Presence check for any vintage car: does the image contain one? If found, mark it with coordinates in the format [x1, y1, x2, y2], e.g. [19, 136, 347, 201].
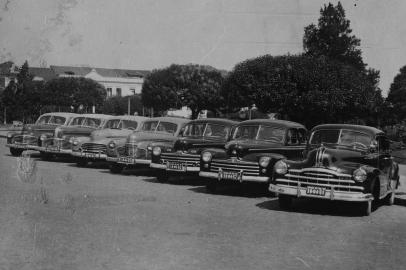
[71, 115, 148, 166]
[39, 114, 112, 160]
[268, 124, 400, 216]
[150, 118, 238, 182]
[5, 112, 77, 156]
[106, 117, 190, 174]
[199, 119, 307, 192]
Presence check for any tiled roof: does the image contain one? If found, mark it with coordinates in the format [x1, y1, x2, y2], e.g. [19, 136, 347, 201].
[50, 65, 150, 78]
[29, 67, 57, 81]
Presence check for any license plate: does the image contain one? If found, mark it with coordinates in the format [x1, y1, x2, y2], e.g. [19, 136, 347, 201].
[46, 146, 60, 152]
[84, 153, 97, 159]
[167, 161, 186, 172]
[306, 186, 326, 196]
[219, 170, 242, 181]
[118, 157, 136, 164]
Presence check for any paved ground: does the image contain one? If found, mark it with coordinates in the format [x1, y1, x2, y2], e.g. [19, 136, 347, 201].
[1, 141, 406, 270]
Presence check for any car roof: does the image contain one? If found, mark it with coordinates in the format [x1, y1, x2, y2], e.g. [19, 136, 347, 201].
[107, 115, 149, 121]
[311, 124, 384, 136]
[41, 112, 77, 117]
[187, 118, 238, 126]
[144, 116, 191, 125]
[73, 113, 113, 119]
[237, 119, 306, 129]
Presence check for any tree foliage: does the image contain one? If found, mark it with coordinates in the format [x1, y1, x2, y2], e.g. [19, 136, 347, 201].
[221, 54, 382, 128]
[43, 77, 107, 113]
[101, 95, 143, 116]
[387, 66, 406, 122]
[303, 2, 365, 70]
[141, 64, 224, 119]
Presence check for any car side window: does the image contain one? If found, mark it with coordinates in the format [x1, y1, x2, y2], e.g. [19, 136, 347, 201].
[286, 129, 299, 145]
[376, 136, 390, 153]
[298, 128, 307, 144]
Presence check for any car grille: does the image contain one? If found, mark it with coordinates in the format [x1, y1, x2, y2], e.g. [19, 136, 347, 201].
[124, 144, 147, 158]
[161, 152, 200, 167]
[210, 159, 259, 176]
[53, 138, 70, 149]
[81, 143, 107, 154]
[276, 168, 363, 192]
[13, 135, 37, 146]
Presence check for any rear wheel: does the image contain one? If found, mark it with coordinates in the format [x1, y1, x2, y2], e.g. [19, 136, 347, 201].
[110, 163, 124, 174]
[10, 147, 24, 157]
[206, 179, 218, 193]
[278, 194, 293, 210]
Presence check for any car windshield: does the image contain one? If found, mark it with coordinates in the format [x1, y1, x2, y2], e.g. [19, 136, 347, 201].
[36, 115, 51, 125]
[183, 123, 230, 138]
[141, 121, 178, 135]
[310, 129, 372, 149]
[69, 117, 86, 126]
[234, 124, 286, 142]
[82, 118, 102, 128]
[48, 116, 66, 125]
[122, 120, 138, 130]
[104, 119, 122, 129]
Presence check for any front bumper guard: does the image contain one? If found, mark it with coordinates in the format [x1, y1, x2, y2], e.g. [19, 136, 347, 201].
[199, 171, 269, 183]
[106, 156, 151, 165]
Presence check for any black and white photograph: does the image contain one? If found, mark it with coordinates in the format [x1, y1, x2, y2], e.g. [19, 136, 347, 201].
[1, 0, 406, 269]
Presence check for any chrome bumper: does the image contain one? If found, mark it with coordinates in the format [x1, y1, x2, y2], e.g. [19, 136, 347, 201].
[6, 143, 38, 150]
[269, 183, 373, 202]
[71, 151, 107, 160]
[37, 146, 72, 154]
[150, 162, 200, 172]
[106, 156, 151, 165]
[199, 171, 269, 183]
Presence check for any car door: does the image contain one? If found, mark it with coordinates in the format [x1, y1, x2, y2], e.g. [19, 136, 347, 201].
[376, 135, 393, 196]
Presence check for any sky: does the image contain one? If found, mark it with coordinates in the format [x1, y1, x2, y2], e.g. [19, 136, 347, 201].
[0, 0, 405, 96]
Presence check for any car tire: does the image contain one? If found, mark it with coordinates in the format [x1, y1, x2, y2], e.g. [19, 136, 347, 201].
[10, 147, 24, 157]
[40, 151, 53, 161]
[384, 191, 395, 206]
[206, 179, 218, 193]
[278, 194, 293, 210]
[156, 171, 169, 183]
[76, 158, 88, 167]
[362, 200, 372, 216]
[110, 163, 124, 174]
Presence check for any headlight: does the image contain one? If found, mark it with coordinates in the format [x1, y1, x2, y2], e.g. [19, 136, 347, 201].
[7, 132, 13, 138]
[202, 152, 212, 162]
[353, 168, 367, 182]
[152, 146, 161, 156]
[72, 140, 79, 146]
[69, 137, 75, 144]
[147, 146, 153, 151]
[108, 142, 116, 149]
[259, 156, 271, 167]
[274, 160, 288, 175]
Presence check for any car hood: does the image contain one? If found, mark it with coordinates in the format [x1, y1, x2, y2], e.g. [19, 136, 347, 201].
[174, 136, 227, 152]
[127, 131, 177, 144]
[91, 129, 133, 140]
[225, 139, 285, 157]
[59, 126, 97, 137]
[288, 146, 367, 174]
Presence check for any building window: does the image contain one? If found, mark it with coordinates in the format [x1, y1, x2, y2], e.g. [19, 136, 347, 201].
[130, 88, 136, 95]
[107, 88, 112, 97]
[116, 88, 122, 97]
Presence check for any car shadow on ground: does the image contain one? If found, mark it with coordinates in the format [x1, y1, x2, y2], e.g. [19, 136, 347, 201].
[142, 175, 207, 186]
[257, 197, 398, 217]
[189, 183, 274, 198]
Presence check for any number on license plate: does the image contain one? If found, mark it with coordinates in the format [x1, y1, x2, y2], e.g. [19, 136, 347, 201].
[306, 186, 326, 196]
[118, 157, 135, 164]
[85, 153, 96, 158]
[167, 162, 186, 171]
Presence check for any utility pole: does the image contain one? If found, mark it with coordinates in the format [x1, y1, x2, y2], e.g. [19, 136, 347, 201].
[3, 107, 6, 124]
[128, 96, 131, 115]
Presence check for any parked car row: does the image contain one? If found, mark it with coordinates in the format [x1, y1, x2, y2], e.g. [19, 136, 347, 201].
[5, 112, 400, 216]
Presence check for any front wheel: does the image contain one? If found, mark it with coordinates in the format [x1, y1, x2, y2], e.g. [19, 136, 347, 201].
[362, 200, 372, 216]
[384, 191, 395, 206]
[156, 171, 169, 183]
[206, 179, 218, 193]
[76, 158, 88, 167]
[278, 194, 293, 210]
[40, 151, 53, 161]
[110, 163, 124, 174]
[10, 147, 24, 157]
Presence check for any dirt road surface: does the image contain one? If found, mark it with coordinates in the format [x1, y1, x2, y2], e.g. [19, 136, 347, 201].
[1, 142, 406, 270]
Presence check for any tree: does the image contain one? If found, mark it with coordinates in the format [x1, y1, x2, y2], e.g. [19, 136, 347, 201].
[101, 95, 143, 115]
[221, 54, 382, 128]
[43, 77, 107, 113]
[303, 2, 365, 70]
[387, 66, 406, 122]
[142, 64, 224, 119]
